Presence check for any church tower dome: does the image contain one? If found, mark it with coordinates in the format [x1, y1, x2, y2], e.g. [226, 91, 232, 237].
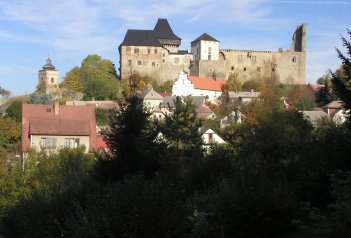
[38, 57, 59, 94]
[42, 57, 56, 70]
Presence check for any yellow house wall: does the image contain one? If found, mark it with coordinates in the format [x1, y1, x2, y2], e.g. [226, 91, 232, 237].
[31, 135, 90, 153]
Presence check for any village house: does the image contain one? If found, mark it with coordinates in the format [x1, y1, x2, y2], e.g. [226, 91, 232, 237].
[21, 101, 97, 156]
[138, 87, 164, 109]
[172, 71, 226, 102]
[199, 127, 226, 146]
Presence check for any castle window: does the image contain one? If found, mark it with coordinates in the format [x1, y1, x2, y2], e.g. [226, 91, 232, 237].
[154, 49, 157, 54]
[152, 62, 155, 67]
[51, 78, 54, 83]
[292, 56, 296, 63]
[208, 54, 211, 60]
[128, 60, 132, 66]
[134, 48, 139, 54]
[231, 66, 234, 70]
[126, 47, 131, 54]
[148, 49, 151, 54]
[243, 67, 247, 71]
[137, 60, 142, 65]
[257, 67, 261, 72]
[162, 59, 165, 63]
[163, 53, 165, 57]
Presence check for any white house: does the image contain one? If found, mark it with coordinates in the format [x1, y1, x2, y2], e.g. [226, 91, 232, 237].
[220, 109, 244, 129]
[172, 71, 226, 103]
[139, 87, 164, 109]
[198, 127, 226, 145]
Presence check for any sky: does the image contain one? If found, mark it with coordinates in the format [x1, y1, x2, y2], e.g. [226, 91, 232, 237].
[0, 0, 350, 96]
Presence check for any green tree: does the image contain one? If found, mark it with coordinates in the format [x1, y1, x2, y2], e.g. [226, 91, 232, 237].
[226, 73, 242, 92]
[152, 79, 173, 93]
[242, 79, 263, 91]
[331, 29, 351, 127]
[5, 100, 22, 123]
[28, 93, 53, 105]
[93, 95, 165, 182]
[0, 86, 11, 99]
[316, 72, 337, 106]
[0, 116, 21, 152]
[60, 55, 120, 100]
[160, 96, 203, 152]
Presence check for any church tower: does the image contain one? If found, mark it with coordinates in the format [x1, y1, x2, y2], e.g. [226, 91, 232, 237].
[38, 58, 59, 94]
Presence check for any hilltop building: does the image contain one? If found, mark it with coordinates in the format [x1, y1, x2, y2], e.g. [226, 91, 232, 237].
[119, 18, 306, 85]
[38, 58, 59, 94]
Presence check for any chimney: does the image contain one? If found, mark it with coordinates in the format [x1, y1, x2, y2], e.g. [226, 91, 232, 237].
[54, 100, 60, 115]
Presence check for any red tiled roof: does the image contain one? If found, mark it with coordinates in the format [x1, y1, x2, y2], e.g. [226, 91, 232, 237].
[196, 105, 213, 114]
[309, 83, 324, 92]
[29, 118, 90, 135]
[188, 76, 226, 91]
[22, 103, 97, 152]
[96, 136, 107, 149]
[159, 92, 172, 97]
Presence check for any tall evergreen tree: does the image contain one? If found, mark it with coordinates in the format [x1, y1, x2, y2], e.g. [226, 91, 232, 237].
[161, 96, 203, 153]
[93, 95, 165, 182]
[331, 29, 351, 127]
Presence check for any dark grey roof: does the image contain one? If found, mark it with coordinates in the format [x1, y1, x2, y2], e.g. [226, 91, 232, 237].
[192, 33, 219, 43]
[154, 18, 181, 40]
[161, 96, 205, 109]
[138, 87, 164, 100]
[42, 58, 56, 70]
[171, 50, 190, 55]
[120, 30, 162, 47]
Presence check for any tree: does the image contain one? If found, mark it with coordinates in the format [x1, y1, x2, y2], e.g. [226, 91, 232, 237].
[331, 29, 351, 127]
[0, 116, 21, 152]
[28, 93, 54, 105]
[0, 86, 11, 99]
[60, 55, 120, 100]
[60, 67, 84, 92]
[316, 72, 337, 106]
[160, 96, 203, 152]
[5, 100, 22, 123]
[121, 72, 153, 96]
[152, 79, 173, 93]
[93, 95, 165, 182]
[226, 73, 242, 92]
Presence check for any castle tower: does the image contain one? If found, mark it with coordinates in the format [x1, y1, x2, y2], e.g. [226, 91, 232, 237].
[154, 18, 181, 53]
[191, 33, 219, 61]
[38, 58, 59, 94]
[290, 23, 307, 53]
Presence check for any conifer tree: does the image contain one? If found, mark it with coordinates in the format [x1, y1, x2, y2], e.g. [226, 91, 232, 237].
[331, 29, 351, 127]
[93, 95, 164, 182]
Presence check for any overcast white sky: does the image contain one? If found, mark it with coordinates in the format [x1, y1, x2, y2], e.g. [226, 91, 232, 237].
[0, 0, 350, 95]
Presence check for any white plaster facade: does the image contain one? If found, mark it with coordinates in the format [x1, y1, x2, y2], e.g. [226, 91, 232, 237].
[200, 128, 226, 145]
[30, 135, 90, 153]
[172, 71, 195, 96]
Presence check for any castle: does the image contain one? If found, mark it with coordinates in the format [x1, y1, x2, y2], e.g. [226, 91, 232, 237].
[119, 18, 306, 84]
